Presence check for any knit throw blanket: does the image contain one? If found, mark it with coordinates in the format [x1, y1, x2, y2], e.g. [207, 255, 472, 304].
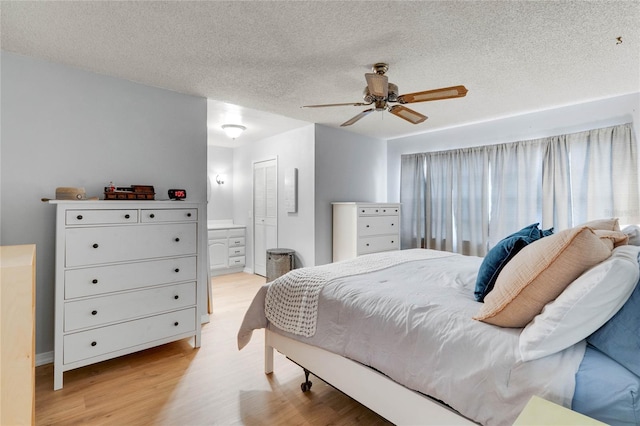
[265, 249, 454, 337]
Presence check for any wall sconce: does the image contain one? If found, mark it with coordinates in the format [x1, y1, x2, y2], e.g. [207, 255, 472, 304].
[215, 174, 226, 185]
[221, 124, 246, 140]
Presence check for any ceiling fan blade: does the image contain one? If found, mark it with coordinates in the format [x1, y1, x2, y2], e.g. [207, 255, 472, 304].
[365, 73, 388, 98]
[389, 105, 428, 124]
[341, 108, 375, 127]
[397, 85, 468, 104]
[302, 102, 369, 108]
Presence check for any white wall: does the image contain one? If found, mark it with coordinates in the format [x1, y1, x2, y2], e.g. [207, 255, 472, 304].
[232, 125, 316, 270]
[0, 52, 207, 357]
[207, 145, 234, 220]
[314, 125, 388, 265]
[387, 92, 640, 202]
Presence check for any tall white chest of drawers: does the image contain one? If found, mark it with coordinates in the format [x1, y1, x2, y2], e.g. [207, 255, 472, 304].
[50, 200, 206, 390]
[332, 202, 401, 262]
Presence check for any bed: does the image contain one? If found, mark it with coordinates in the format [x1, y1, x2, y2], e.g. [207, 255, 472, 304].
[238, 223, 640, 425]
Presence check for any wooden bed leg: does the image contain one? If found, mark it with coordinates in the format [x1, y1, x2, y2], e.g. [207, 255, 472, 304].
[265, 332, 274, 374]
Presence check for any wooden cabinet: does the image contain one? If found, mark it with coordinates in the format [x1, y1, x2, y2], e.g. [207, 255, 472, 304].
[50, 201, 205, 390]
[209, 226, 246, 276]
[332, 203, 401, 262]
[0, 244, 36, 425]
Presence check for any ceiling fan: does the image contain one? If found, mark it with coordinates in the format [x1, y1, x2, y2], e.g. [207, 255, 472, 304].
[303, 63, 468, 127]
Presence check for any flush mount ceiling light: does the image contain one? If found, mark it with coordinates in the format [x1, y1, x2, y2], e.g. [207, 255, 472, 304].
[221, 124, 246, 139]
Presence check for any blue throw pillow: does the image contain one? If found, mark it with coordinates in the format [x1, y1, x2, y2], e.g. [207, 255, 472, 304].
[511, 223, 541, 239]
[474, 223, 543, 302]
[587, 254, 640, 377]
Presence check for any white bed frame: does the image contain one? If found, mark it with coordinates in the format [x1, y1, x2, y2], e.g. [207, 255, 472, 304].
[264, 329, 475, 425]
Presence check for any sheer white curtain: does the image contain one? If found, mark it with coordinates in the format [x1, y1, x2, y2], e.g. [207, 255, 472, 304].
[488, 139, 546, 247]
[543, 123, 640, 229]
[400, 148, 489, 256]
[400, 123, 638, 256]
[400, 154, 427, 249]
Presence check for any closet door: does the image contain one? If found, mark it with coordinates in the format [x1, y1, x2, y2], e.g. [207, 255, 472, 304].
[253, 159, 277, 276]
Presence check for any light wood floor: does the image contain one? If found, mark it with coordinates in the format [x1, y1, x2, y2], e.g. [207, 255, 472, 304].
[35, 273, 392, 425]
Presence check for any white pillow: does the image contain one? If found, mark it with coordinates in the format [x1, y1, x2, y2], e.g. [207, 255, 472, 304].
[622, 225, 640, 246]
[519, 244, 640, 361]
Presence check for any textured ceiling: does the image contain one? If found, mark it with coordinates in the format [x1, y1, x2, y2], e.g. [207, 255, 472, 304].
[2, 1, 639, 146]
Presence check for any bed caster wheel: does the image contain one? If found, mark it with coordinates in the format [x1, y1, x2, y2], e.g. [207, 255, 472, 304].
[300, 368, 312, 392]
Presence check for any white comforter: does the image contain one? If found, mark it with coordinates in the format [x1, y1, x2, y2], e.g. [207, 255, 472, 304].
[238, 249, 586, 426]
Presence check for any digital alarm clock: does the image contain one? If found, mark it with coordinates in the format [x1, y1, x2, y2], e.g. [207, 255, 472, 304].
[168, 189, 187, 200]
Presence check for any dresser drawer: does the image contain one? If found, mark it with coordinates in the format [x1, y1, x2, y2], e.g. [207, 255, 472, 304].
[228, 246, 245, 257]
[65, 223, 196, 267]
[229, 228, 245, 238]
[140, 209, 197, 223]
[208, 229, 227, 239]
[357, 235, 400, 255]
[358, 207, 383, 216]
[228, 237, 245, 247]
[378, 206, 400, 215]
[66, 209, 138, 225]
[228, 256, 245, 267]
[358, 216, 399, 237]
[64, 282, 196, 332]
[63, 308, 196, 365]
[64, 256, 196, 299]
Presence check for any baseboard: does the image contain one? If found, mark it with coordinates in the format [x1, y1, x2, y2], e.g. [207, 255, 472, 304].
[36, 350, 54, 367]
[243, 266, 254, 274]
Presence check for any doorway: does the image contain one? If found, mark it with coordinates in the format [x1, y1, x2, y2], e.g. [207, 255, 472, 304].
[253, 158, 277, 276]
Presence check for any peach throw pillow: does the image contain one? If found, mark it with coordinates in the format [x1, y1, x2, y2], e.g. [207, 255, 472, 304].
[581, 218, 620, 231]
[474, 226, 613, 327]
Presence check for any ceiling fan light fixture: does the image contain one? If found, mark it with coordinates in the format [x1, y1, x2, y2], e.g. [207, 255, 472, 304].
[365, 73, 389, 98]
[221, 124, 246, 139]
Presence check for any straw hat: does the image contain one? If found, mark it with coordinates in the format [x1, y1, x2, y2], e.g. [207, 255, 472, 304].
[41, 187, 100, 202]
[55, 187, 88, 200]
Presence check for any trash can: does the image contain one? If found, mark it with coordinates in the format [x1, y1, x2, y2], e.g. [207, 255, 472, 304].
[266, 248, 295, 282]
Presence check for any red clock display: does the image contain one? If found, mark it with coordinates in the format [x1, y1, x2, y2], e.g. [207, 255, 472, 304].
[168, 189, 186, 200]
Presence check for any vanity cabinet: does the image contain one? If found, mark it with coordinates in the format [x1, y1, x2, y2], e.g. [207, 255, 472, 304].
[50, 200, 206, 390]
[332, 202, 401, 262]
[208, 226, 246, 276]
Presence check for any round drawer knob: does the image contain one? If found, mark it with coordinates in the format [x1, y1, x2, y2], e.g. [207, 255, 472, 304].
[149, 214, 155, 218]
[124, 214, 130, 219]
[366, 243, 370, 246]
[91, 310, 97, 315]
[92, 279, 98, 284]
[174, 295, 179, 300]
[92, 243, 99, 249]
[391, 240, 395, 243]
[77, 215, 83, 220]
[391, 223, 395, 226]
[174, 321, 179, 327]
[187, 213, 192, 217]
[91, 341, 97, 347]
[366, 225, 370, 228]
[174, 237, 180, 242]
[174, 268, 180, 273]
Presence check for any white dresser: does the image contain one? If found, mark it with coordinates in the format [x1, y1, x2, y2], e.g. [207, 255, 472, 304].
[208, 222, 246, 276]
[50, 200, 206, 390]
[332, 202, 401, 262]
